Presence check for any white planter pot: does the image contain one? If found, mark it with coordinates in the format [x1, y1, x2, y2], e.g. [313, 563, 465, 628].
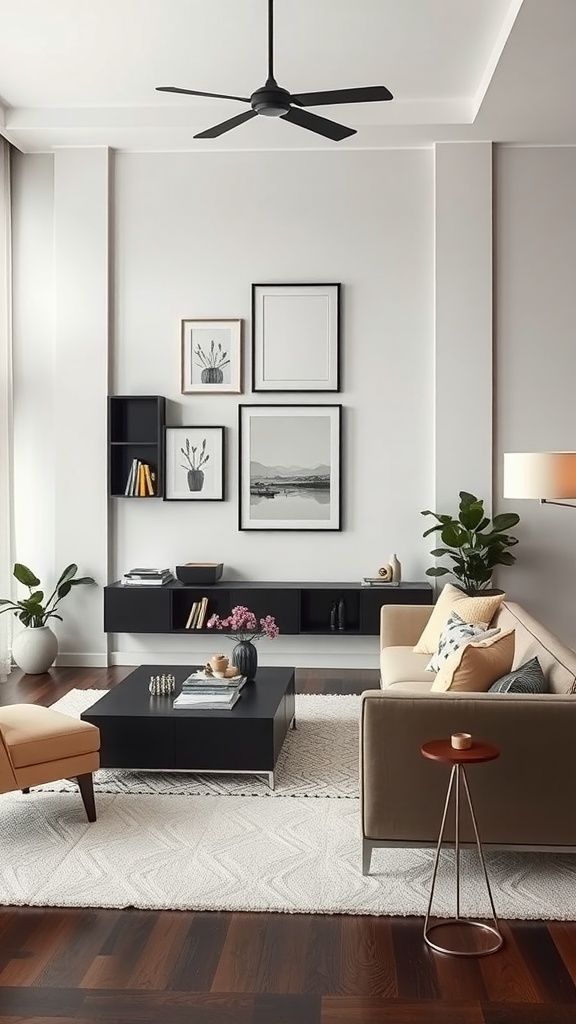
[12, 625, 59, 674]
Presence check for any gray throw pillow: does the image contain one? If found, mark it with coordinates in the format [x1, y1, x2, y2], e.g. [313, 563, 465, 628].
[489, 656, 548, 693]
[426, 611, 500, 673]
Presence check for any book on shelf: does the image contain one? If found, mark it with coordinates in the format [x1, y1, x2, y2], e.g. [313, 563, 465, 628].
[361, 578, 400, 587]
[121, 568, 175, 587]
[123, 460, 156, 497]
[184, 595, 209, 630]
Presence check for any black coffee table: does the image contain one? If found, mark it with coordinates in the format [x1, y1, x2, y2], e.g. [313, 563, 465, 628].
[81, 664, 296, 789]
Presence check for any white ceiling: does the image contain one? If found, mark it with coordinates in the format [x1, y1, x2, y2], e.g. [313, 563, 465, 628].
[0, 0, 574, 153]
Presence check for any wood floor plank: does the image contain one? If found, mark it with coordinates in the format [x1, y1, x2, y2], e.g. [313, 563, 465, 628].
[482, 1004, 576, 1024]
[510, 921, 576, 1003]
[252, 913, 315, 994]
[339, 916, 397, 997]
[253, 992, 322, 1024]
[210, 913, 269, 992]
[77, 908, 157, 989]
[167, 912, 231, 991]
[0, 911, 77, 986]
[431, 944, 488, 1002]
[390, 919, 439, 999]
[302, 914, 343, 995]
[35, 910, 121, 989]
[83, 988, 256, 1023]
[320, 996, 484, 1022]
[479, 922, 543, 1003]
[549, 923, 576, 986]
[125, 911, 192, 990]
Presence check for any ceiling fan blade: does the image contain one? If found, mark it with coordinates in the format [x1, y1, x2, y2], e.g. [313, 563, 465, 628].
[291, 85, 393, 106]
[156, 86, 251, 103]
[194, 109, 258, 139]
[282, 106, 355, 142]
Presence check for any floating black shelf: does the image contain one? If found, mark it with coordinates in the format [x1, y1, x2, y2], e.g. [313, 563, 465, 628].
[104, 581, 433, 637]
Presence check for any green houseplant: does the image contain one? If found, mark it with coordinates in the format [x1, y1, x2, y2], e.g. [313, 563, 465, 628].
[421, 491, 520, 595]
[0, 563, 96, 674]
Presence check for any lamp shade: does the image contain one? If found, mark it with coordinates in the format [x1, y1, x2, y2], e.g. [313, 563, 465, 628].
[503, 452, 576, 499]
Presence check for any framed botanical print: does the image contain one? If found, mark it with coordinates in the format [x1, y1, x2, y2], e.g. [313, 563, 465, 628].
[251, 283, 340, 392]
[164, 426, 225, 501]
[181, 318, 242, 394]
[239, 404, 342, 530]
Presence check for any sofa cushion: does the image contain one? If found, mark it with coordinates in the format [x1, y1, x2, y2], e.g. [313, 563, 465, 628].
[489, 656, 548, 694]
[425, 611, 500, 673]
[431, 629, 515, 693]
[0, 704, 100, 769]
[493, 602, 576, 694]
[380, 647, 434, 689]
[413, 583, 505, 655]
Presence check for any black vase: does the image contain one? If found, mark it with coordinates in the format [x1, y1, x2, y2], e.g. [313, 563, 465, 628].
[232, 640, 258, 679]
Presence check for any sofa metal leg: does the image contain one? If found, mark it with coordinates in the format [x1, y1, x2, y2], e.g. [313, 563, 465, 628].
[76, 773, 97, 822]
[362, 839, 372, 876]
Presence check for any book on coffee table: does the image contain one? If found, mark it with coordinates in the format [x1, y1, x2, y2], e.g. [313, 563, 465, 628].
[173, 689, 242, 710]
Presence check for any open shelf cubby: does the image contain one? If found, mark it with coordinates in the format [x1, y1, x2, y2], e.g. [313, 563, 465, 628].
[108, 395, 165, 497]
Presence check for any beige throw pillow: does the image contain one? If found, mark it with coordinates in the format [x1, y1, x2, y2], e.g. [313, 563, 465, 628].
[431, 629, 515, 693]
[413, 583, 505, 655]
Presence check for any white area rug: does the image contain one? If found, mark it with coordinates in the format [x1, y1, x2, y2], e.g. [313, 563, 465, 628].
[44, 689, 359, 798]
[1, 689, 574, 918]
[2, 788, 576, 918]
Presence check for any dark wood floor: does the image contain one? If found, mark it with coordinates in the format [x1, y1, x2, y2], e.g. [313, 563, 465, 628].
[0, 665, 575, 1023]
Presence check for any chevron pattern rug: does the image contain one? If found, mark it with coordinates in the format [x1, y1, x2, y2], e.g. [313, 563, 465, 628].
[44, 689, 359, 798]
[1, 689, 575, 917]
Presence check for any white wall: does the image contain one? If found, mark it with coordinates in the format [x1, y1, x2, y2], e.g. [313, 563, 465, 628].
[13, 143, 575, 664]
[495, 146, 576, 645]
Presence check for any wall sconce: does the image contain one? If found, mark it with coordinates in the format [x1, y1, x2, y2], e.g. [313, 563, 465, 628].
[503, 452, 576, 508]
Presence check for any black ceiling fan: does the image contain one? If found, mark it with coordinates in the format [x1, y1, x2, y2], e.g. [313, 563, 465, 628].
[156, 0, 393, 141]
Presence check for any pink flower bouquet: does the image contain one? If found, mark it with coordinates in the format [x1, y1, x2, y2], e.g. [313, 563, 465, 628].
[207, 604, 280, 643]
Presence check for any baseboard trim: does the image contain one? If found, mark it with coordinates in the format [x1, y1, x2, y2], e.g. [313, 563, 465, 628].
[109, 650, 379, 670]
[55, 654, 109, 667]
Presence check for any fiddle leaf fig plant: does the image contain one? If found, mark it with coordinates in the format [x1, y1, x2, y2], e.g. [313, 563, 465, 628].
[421, 491, 520, 595]
[0, 563, 96, 628]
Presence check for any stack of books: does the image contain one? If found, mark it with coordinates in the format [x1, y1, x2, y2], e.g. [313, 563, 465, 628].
[124, 459, 156, 496]
[185, 597, 210, 629]
[361, 577, 400, 587]
[121, 568, 175, 587]
[172, 670, 247, 710]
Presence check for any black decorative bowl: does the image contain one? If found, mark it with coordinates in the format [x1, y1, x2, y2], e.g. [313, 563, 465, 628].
[175, 562, 224, 585]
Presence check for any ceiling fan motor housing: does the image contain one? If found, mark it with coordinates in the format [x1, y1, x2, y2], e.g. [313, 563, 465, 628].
[250, 79, 291, 116]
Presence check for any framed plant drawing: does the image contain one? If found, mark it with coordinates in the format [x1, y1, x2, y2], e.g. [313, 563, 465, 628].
[181, 318, 242, 394]
[251, 283, 340, 392]
[239, 405, 342, 531]
[164, 426, 225, 501]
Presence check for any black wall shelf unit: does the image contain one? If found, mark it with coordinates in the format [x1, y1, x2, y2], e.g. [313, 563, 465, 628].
[104, 581, 433, 637]
[108, 395, 166, 498]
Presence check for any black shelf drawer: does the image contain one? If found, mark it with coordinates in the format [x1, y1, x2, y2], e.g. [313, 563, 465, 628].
[104, 585, 171, 633]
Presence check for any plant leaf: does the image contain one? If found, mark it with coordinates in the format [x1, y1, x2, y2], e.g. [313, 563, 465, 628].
[492, 512, 520, 531]
[425, 567, 450, 577]
[13, 563, 40, 587]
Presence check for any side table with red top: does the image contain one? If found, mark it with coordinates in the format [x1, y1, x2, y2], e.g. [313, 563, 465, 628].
[421, 737, 504, 957]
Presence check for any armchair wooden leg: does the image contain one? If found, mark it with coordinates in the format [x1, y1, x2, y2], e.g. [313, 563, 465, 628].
[21, 788, 30, 794]
[76, 773, 97, 822]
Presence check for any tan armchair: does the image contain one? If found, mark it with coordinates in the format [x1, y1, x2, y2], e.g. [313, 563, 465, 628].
[0, 704, 100, 821]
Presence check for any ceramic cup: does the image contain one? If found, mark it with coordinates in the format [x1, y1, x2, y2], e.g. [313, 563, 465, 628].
[451, 732, 472, 750]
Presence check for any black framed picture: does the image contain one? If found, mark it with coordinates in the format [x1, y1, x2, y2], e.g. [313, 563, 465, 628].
[239, 404, 342, 531]
[251, 283, 340, 392]
[164, 426, 225, 501]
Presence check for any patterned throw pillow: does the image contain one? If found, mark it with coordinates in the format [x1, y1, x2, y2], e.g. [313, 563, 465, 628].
[426, 611, 500, 673]
[489, 656, 548, 693]
[431, 630, 515, 692]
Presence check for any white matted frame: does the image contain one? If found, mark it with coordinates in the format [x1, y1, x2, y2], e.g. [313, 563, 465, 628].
[239, 404, 342, 531]
[251, 283, 340, 392]
[181, 318, 242, 394]
[164, 426, 225, 501]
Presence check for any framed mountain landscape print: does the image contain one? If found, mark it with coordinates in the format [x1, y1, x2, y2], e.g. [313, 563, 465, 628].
[239, 404, 342, 531]
[181, 318, 242, 394]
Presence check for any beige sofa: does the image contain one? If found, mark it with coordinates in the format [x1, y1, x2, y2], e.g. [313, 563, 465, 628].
[361, 600, 576, 874]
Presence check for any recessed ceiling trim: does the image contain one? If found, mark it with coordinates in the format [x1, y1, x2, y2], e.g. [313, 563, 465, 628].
[472, 0, 525, 119]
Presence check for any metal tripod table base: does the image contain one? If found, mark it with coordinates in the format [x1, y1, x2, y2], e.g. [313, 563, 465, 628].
[422, 749, 504, 958]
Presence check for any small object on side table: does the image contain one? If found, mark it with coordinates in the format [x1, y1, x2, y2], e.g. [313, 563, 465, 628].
[389, 553, 401, 582]
[421, 737, 503, 957]
[149, 673, 176, 696]
[451, 732, 472, 750]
